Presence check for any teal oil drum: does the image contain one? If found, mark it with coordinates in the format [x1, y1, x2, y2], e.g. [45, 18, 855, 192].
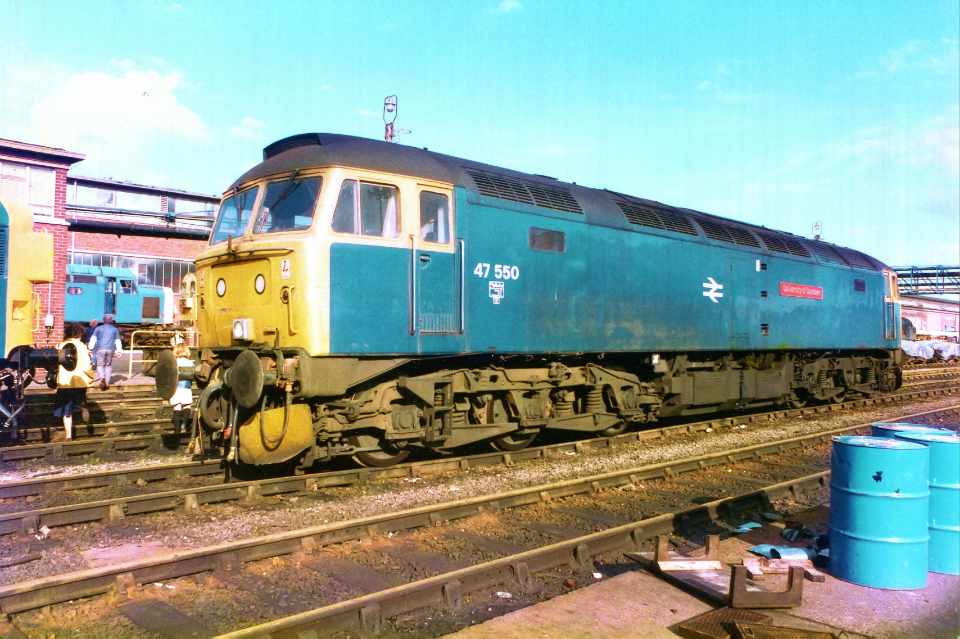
[894, 432, 960, 575]
[871, 422, 950, 439]
[829, 435, 930, 589]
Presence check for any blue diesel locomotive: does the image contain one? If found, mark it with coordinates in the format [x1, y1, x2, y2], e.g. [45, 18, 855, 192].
[64, 264, 173, 327]
[156, 133, 902, 469]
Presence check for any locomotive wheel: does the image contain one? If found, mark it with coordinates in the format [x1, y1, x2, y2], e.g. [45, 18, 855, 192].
[350, 435, 410, 467]
[491, 431, 538, 452]
[600, 421, 629, 437]
[829, 390, 847, 404]
[785, 392, 807, 409]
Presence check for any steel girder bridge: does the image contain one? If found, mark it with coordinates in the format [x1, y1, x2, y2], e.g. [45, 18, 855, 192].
[893, 266, 960, 295]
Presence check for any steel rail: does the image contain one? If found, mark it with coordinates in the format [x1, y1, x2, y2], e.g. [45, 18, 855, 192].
[1, 382, 956, 503]
[0, 385, 956, 520]
[218, 470, 831, 638]
[0, 401, 954, 615]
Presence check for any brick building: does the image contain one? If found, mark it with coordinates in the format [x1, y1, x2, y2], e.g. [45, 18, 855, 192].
[66, 175, 216, 295]
[0, 137, 218, 347]
[0, 138, 84, 346]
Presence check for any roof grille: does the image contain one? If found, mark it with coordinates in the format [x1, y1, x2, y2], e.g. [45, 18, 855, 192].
[465, 168, 581, 213]
[756, 231, 811, 257]
[836, 248, 877, 270]
[696, 218, 761, 248]
[808, 241, 847, 264]
[611, 195, 697, 236]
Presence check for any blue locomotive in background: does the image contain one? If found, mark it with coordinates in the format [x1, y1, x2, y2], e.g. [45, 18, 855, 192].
[156, 133, 903, 470]
[65, 264, 173, 327]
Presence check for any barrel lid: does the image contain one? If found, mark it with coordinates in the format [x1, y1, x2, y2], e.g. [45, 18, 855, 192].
[872, 422, 949, 433]
[833, 435, 927, 450]
[894, 432, 960, 445]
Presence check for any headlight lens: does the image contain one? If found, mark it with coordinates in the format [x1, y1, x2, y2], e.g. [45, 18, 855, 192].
[216, 278, 226, 297]
[254, 274, 266, 294]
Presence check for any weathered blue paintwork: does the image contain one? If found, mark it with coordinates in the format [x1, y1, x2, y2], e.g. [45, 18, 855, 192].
[894, 431, 960, 575]
[64, 264, 168, 325]
[330, 187, 900, 356]
[830, 435, 929, 590]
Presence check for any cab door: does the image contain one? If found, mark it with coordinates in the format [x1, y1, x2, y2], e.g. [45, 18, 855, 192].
[104, 277, 117, 316]
[414, 188, 461, 338]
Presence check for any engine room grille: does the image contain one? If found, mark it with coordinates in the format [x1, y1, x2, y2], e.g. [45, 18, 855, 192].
[465, 168, 582, 213]
[807, 240, 847, 264]
[836, 248, 878, 270]
[611, 196, 698, 236]
[756, 231, 811, 257]
[696, 218, 761, 248]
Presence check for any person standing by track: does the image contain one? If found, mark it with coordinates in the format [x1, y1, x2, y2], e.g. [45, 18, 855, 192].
[54, 324, 94, 440]
[89, 314, 123, 391]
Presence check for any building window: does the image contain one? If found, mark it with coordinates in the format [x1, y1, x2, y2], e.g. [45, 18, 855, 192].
[0, 161, 55, 216]
[73, 184, 116, 207]
[116, 191, 162, 212]
[68, 252, 195, 291]
[169, 197, 217, 217]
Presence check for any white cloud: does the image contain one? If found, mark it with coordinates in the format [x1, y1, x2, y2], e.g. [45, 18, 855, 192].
[857, 38, 960, 78]
[492, 0, 522, 14]
[0, 61, 208, 184]
[29, 68, 207, 150]
[230, 115, 266, 141]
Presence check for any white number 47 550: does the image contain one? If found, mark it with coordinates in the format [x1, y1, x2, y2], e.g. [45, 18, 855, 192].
[474, 262, 520, 280]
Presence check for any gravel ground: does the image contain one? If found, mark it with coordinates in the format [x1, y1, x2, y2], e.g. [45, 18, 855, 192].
[1, 395, 956, 587]
[11, 450, 824, 638]
[0, 450, 193, 484]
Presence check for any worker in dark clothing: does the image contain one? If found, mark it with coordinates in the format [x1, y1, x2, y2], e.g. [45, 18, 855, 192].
[89, 314, 123, 390]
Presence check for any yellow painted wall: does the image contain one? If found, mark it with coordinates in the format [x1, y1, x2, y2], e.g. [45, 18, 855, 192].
[3, 199, 54, 351]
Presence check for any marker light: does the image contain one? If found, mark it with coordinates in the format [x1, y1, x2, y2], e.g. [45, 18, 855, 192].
[232, 318, 254, 341]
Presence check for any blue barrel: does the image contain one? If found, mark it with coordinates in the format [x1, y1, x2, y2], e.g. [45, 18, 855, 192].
[894, 432, 960, 575]
[830, 435, 929, 589]
[871, 422, 950, 439]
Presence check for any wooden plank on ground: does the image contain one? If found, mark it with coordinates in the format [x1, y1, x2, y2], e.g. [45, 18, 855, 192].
[119, 599, 211, 638]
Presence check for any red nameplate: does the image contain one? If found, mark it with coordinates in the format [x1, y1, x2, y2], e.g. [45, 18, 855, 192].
[779, 281, 823, 300]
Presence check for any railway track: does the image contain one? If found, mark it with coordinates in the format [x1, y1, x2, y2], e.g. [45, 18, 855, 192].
[5, 400, 952, 635]
[2, 373, 957, 464]
[1, 384, 957, 510]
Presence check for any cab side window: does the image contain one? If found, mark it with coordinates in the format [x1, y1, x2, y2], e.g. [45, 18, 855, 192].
[419, 191, 450, 244]
[332, 179, 400, 238]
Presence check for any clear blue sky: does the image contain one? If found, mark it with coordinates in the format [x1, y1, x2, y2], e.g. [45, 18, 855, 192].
[1, 0, 957, 266]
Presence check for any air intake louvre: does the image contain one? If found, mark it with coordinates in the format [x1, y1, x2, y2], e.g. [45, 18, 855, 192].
[808, 241, 847, 264]
[612, 195, 697, 236]
[465, 168, 582, 213]
[756, 231, 811, 257]
[836, 248, 877, 270]
[696, 218, 761, 248]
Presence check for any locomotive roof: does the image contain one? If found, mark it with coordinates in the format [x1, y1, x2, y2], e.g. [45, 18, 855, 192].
[231, 133, 887, 272]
